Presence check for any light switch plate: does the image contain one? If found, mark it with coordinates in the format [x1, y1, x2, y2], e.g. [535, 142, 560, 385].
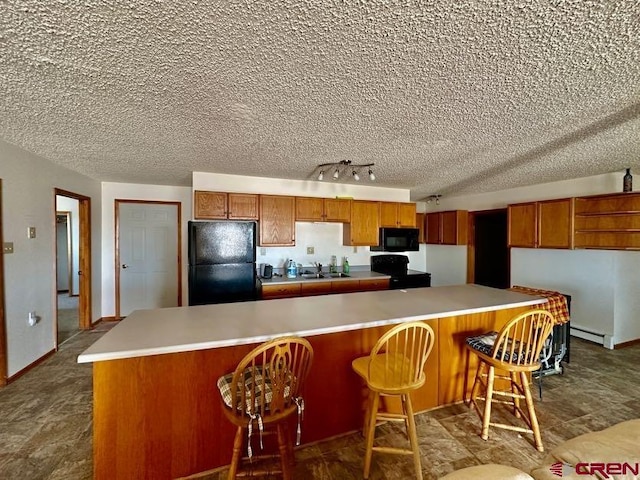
[306, 246, 314, 254]
[260, 247, 266, 256]
[3, 242, 13, 254]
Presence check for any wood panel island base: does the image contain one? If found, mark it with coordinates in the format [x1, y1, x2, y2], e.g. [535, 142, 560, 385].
[79, 285, 545, 479]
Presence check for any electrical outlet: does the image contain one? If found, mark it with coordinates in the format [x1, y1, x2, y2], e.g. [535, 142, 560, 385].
[353, 246, 358, 254]
[3, 242, 13, 254]
[306, 246, 314, 254]
[27, 227, 36, 239]
[260, 248, 266, 256]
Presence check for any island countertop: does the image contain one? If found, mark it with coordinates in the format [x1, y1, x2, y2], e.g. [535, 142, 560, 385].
[78, 284, 545, 364]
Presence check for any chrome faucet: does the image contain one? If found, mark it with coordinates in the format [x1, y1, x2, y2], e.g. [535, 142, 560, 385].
[315, 262, 322, 273]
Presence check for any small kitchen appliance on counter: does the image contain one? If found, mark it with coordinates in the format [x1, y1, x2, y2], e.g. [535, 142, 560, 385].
[370, 254, 431, 289]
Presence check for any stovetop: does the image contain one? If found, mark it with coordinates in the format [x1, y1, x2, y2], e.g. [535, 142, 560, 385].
[370, 254, 430, 279]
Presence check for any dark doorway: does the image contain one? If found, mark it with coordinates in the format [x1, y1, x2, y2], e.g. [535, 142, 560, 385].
[472, 209, 510, 289]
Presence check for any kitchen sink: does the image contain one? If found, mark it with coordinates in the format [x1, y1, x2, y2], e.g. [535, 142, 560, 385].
[299, 272, 351, 279]
[300, 273, 326, 279]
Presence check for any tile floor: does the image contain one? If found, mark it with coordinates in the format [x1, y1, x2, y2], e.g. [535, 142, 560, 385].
[1, 325, 639, 480]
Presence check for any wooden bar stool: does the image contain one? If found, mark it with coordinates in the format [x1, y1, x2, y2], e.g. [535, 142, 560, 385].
[352, 321, 435, 480]
[465, 309, 555, 452]
[217, 336, 313, 480]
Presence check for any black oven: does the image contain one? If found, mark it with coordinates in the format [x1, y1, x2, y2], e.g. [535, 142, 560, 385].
[370, 228, 419, 252]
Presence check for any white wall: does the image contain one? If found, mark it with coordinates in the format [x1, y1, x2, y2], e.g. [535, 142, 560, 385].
[193, 172, 410, 202]
[0, 139, 102, 377]
[101, 182, 192, 318]
[56, 196, 80, 295]
[613, 252, 640, 345]
[193, 172, 427, 272]
[425, 245, 467, 286]
[425, 171, 639, 346]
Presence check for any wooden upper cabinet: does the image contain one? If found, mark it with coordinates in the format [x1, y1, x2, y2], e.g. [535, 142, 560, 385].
[295, 197, 352, 222]
[508, 202, 537, 248]
[416, 213, 426, 243]
[441, 210, 468, 245]
[227, 193, 259, 220]
[296, 197, 324, 221]
[380, 202, 417, 227]
[343, 201, 380, 246]
[259, 195, 295, 246]
[574, 192, 640, 250]
[323, 198, 351, 222]
[424, 211, 468, 245]
[194, 191, 258, 220]
[194, 191, 227, 219]
[538, 198, 574, 249]
[425, 212, 441, 244]
[397, 203, 417, 227]
[508, 199, 573, 249]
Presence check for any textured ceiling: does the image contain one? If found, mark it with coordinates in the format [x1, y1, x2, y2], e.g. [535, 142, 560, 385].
[1, 1, 639, 200]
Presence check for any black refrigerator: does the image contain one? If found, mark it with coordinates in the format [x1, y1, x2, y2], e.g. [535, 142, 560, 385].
[188, 221, 258, 305]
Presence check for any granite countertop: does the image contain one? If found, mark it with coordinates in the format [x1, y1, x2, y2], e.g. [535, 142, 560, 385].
[77, 284, 545, 364]
[259, 269, 391, 285]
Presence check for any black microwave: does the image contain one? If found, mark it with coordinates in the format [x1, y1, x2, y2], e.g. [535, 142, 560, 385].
[370, 227, 420, 252]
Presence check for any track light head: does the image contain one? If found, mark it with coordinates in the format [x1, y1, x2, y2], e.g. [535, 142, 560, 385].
[317, 170, 324, 181]
[352, 170, 360, 181]
[333, 168, 340, 179]
[368, 169, 375, 181]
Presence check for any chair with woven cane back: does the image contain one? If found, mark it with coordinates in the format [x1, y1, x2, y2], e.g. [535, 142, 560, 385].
[217, 336, 314, 480]
[352, 321, 436, 480]
[465, 309, 555, 452]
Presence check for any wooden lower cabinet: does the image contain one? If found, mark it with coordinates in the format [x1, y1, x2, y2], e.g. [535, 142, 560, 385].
[331, 279, 361, 293]
[261, 283, 301, 299]
[300, 281, 333, 296]
[262, 278, 390, 299]
[358, 278, 390, 291]
[92, 305, 529, 479]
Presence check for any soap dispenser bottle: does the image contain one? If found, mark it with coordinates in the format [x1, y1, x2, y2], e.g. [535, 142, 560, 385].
[342, 256, 350, 275]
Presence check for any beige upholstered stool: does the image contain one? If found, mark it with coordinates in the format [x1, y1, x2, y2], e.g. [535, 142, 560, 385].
[217, 336, 313, 480]
[465, 309, 555, 452]
[439, 464, 533, 480]
[352, 321, 436, 480]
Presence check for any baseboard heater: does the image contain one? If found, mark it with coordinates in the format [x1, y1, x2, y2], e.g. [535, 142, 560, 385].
[570, 325, 607, 346]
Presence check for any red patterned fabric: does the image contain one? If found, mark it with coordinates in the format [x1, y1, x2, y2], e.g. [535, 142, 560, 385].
[509, 285, 570, 325]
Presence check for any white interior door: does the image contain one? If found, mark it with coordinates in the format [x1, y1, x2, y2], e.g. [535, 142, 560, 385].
[119, 203, 179, 316]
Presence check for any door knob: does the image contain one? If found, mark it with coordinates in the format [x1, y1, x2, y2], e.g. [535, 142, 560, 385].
[122, 264, 129, 269]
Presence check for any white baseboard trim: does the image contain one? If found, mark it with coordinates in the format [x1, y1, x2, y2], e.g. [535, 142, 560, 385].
[570, 326, 614, 349]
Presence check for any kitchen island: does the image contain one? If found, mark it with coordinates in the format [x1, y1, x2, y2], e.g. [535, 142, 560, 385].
[79, 285, 545, 479]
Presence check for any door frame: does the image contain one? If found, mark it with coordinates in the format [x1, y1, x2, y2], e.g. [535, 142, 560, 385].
[0, 179, 7, 386]
[466, 208, 510, 286]
[56, 211, 73, 294]
[54, 189, 92, 336]
[115, 200, 182, 320]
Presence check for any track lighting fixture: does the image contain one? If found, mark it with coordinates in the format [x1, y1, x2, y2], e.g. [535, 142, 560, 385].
[425, 194, 442, 205]
[315, 160, 376, 183]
